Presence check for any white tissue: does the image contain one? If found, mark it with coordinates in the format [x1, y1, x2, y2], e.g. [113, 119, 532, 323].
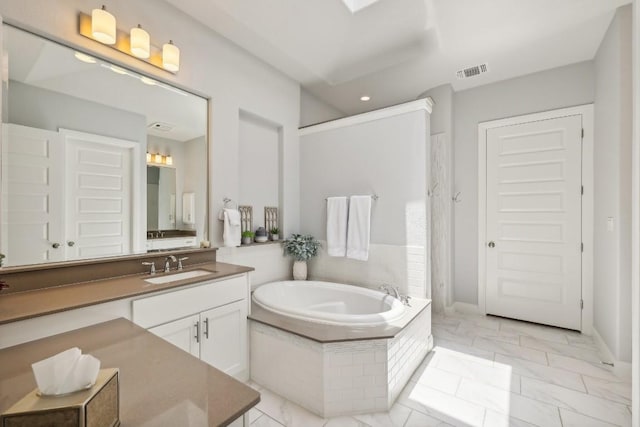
[31, 347, 101, 396]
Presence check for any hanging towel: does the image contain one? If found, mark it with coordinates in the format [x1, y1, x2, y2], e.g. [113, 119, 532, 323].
[347, 195, 371, 261]
[326, 197, 348, 257]
[223, 208, 241, 247]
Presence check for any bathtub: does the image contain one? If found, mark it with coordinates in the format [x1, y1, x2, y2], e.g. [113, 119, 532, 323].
[252, 280, 406, 326]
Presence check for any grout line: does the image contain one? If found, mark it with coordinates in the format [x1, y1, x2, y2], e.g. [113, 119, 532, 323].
[558, 406, 565, 427]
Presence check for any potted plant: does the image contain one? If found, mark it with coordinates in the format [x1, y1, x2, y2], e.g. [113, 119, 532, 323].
[241, 230, 254, 245]
[270, 227, 280, 241]
[283, 234, 320, 280]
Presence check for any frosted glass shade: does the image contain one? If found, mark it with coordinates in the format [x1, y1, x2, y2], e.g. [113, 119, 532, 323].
[91, 6, 116, 45]
[130, 25, 150, 59]
[165, 155, 173, 166]
[154, 154, 163, 164]
[162, 41, 180, 72]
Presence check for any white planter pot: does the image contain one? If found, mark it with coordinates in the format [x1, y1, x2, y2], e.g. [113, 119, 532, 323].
[271, 234, 279, 241]
[242, 237, 252, 245]
[293, 260, 307, 280]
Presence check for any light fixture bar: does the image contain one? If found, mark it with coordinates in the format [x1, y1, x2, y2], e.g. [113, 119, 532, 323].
[79, 12, 178, 74]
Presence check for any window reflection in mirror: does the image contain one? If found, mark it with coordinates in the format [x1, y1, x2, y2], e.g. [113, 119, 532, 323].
[1, 24, 208, 267]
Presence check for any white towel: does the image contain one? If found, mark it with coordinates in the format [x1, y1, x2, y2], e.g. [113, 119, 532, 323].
[223, 208, 241, 247]
[326, 197, 348, 257]
[347, 195, 371, 261]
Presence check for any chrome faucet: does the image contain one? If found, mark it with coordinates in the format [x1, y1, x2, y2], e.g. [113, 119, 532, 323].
[379, 284, 411, 306]
[164, 255, 177, 272]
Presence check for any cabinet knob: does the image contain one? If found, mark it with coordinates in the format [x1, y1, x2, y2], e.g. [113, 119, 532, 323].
[51, 242, 60, 249]
[67, 241, 75, 247]
[488, 241, 496, 248]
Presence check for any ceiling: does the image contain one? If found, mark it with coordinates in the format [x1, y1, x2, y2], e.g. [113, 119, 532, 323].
[165, 0, 630, 115]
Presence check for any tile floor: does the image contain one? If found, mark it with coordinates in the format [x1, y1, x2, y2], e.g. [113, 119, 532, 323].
[245, 312, 632, 427]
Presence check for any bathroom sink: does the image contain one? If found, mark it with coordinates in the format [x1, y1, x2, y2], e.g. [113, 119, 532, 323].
[144, 269, 213, 285]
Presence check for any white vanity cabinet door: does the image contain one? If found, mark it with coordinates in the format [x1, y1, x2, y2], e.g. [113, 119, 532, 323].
[148, 315, 200, 358]
[199, 300, 248, 377]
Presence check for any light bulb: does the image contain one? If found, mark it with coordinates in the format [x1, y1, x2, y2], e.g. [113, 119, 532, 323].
[130, 24, 150, 59]
[91, 5, 116, 45]
[162, 40, 180, 72]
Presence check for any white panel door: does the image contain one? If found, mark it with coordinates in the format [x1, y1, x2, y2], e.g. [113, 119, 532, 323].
[485, 115, 582, 330]
[148, 315, 200, 358]
[64, 133, 133, 260]
[200, 300, 247, 377]
[2, 124, 64, 265]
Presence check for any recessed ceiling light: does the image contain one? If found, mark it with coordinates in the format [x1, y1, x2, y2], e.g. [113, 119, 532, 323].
[74, 52, 96, 64]
[360, 96, 371, 101]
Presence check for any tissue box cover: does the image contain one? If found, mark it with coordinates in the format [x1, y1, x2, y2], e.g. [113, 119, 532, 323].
[1, 368, 119, 427]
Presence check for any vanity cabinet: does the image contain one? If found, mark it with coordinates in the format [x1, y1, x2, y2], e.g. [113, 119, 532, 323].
[133, 274, 249, 378]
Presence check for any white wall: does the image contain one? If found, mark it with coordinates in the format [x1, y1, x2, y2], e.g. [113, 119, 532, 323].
[453, 61, 595, 304]
[300, 88, 345, 127]
[593, 5, 632, 362]
[300, 108, 430, 297]
[0, 0, 300, 279]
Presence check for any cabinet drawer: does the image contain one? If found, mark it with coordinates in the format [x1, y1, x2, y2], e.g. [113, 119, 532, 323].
[133, 275, 247, 329]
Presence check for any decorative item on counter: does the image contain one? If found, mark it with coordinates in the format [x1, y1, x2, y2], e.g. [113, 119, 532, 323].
[238, 205, 253, 234]
[254, 227, 268, 243]
[0, 253, 4, 267]
[200, 240, 211, 248]
[0, 280, 8, 293]
[1, 368, 120, 427]
[264, 206, 278, 234]
[283, 234, 321, 280]
[270, 227, 280, 241]
[32, 348, 101, 396]
[241, 230, 254, 245]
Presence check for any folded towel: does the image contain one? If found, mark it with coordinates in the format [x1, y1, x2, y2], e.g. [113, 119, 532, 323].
[223, 208, 241, 247]
[326, 197, 348, 257]
[347, 195, 371, 261]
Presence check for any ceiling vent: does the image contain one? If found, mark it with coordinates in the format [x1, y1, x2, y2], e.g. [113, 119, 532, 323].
[148, 122, 174, 132]
[456, 63, 489, 80]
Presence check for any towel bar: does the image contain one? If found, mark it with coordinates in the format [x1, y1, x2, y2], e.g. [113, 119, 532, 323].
[325, 194, 379, 201]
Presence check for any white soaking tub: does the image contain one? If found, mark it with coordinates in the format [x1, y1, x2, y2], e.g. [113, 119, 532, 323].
[252, 280, 406, 326]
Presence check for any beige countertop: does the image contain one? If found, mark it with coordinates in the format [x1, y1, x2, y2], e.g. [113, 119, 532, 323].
[249, 297, 431, 343]
[0, 262, 253, 325]
[0, 318, 260, 426]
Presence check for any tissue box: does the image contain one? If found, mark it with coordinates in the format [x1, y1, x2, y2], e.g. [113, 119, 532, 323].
[1, 368, 119, 427]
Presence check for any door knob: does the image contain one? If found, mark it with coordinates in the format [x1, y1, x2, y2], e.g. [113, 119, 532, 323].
[67, 241, 75, 247]
[488, 241, 496, 248]
[51, 242, 60, 249]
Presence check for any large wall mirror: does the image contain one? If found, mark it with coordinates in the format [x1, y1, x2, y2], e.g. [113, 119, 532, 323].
[1, 24, 208, 267]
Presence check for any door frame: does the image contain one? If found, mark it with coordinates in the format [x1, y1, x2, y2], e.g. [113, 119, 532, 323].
[477, 104, 594, 334]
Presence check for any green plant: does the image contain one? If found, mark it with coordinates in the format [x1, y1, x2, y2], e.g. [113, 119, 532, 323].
[283, 234, 320, 261]
[270, 227, 280, 235]
[241, 230, 255, 238]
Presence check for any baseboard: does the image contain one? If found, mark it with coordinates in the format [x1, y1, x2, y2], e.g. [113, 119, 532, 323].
[592, 327, 633, 378]
[445, 302, 483, 315]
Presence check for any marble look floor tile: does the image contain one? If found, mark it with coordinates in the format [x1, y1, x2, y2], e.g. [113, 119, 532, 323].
[323, 416, 369, 426]
[249, 408, 265, 423]
[520, 377, 631, 426]
[473, 337, 548, 365]
[456, 378, 561, 427]
[411, 365, 462, 394]
[546, 353, 624, 382]
[499, 321, 570, 345]
[352, 404, 412, 427]
[565, 333, 599, 350]
[398, 381, 486, 427]
[452, 313, 502, 331]
[494, 353, 586, 392]
[432, 338, 496, 364]
[455, 322, 521, 345]
[519, 336, 602, 363]
[251, 414, 285, 427]
[483, 409, 538, 427]
[559, 408, 619, 427]
[434, 351, 517, 392]
[582, 375, 632, 405]
[432, 325, 475, 346]
[404, 409, 454, 427]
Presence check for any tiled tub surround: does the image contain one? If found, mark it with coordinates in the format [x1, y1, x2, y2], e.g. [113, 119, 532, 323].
[309, 242, 427, 298]
[250, 302, 432, 418]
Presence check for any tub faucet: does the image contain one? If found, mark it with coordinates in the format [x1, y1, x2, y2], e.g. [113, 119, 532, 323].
[379, 284, 400, 299]
[164, 255, 177, 272]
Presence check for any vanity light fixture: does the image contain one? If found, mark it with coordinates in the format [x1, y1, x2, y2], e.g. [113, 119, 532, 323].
[162, 40, 180, 73]
[130, 25, 150, 59]
[360, 95, 371, 101]
[79, 9, 180, 74]
[91, 5, 116, 45]
[147, 152, 174, 166]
